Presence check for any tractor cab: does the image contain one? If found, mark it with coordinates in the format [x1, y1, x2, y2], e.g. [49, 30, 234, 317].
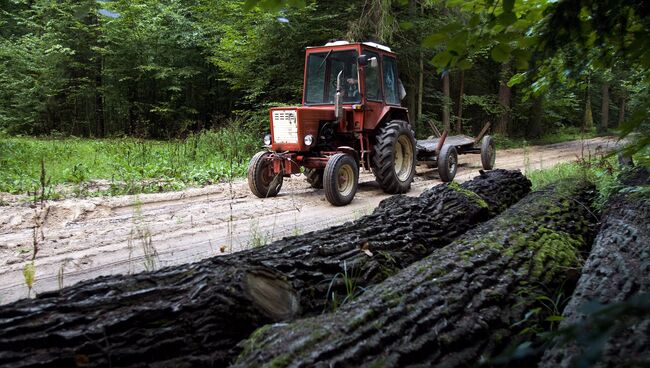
[249, 41, 416, 206]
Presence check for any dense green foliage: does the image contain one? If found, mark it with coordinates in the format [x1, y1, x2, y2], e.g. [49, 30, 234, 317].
[0, 125, 257, 197]
[2, 0, 645, 141]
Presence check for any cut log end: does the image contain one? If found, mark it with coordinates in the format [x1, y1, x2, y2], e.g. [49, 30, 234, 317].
[246, 269, 300, 321]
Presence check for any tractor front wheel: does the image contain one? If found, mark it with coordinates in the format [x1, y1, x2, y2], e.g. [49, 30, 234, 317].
[248, 151, 283, 198]
[437, 144, 458, 182]
[304, 168, 324, 189]
[324, 154, 358, 206]
[371, 120, 417, 194]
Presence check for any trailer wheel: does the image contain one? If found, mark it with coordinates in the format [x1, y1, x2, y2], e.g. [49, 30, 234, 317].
[480, 135, 496, 170]
[324, 154, 358, 206]
[248, 151, 283, 198]
[372, 120, 417, 194]
[437, 144, 458, 182]
[304, 168, 324, 189]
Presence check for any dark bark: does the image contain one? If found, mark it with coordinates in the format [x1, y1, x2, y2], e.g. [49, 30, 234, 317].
[0, 170, 530, 368]
[495, 62, 511, 135]
[618, 95, 626, 127]
[456, 70, 464, 134]
[540, 167, 650, 368]
[442, 72, 451, 131]
[600, 82, 609, 133]
[234, 181, 598, 368]
[0, 262, 299, 368]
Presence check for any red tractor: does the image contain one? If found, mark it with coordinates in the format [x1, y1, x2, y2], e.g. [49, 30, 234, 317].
[247, 41, 491, 205]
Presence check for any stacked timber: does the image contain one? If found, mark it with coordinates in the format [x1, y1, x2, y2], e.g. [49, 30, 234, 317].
[540, 167, 650, 367]
[234, 180, 598, 367]
[0, 170, 530, 367]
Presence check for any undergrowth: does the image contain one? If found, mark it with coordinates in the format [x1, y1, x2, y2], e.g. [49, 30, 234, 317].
[0, 122, 259, 198]
[493, 126, 604, 149]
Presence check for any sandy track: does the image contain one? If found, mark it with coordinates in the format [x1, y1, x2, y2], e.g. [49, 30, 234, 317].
[0, 137, 618, 304]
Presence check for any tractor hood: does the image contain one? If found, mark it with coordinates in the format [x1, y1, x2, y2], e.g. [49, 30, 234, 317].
[269, 106, 336, 152]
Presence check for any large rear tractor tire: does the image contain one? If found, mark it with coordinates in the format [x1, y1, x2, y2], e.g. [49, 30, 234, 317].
[248, 151, 283, 198]
[480, 135, 496, 170]
[324, 154, 358, 206]
[437, 144, 458, 182]
[371, 120, 417, 194]
[304, 168, 324, 189]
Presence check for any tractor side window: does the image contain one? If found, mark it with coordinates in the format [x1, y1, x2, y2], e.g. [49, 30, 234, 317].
[364, 51, 381, 101]
[383, 56, 400, 105]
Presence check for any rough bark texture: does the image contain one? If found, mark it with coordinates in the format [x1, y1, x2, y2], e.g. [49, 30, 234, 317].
[600, 82, 609, 133]
[234, 181, 597, 368]
[0, 261, 299, 368]
[495, 62, 511, 135]
[540, 167, 650, 368]
[442, 72, 451, 131]
[0, 170, 529, 368]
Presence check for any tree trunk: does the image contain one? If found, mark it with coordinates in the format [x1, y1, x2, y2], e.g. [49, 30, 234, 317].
[540, 167, 650, 368]
[0, 171, 530, 368]
[584, 76, 593, 131]
[456, 70, 464, 134]
[495, 62, 511, 135]
[600, 82, 609, 133]
[0, 262, 299, 368]
[235, 182, 598, 368]
[618, 94, 626, 127]
[417, 51, 424, 123]
[442, 72, 450, 131]
[528, 94, 544, 138]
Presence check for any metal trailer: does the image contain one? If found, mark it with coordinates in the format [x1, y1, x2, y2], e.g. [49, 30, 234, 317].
[416, 122, 496, 182]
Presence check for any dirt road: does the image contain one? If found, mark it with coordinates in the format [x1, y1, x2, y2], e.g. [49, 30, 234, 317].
[0, 137, 618, 304]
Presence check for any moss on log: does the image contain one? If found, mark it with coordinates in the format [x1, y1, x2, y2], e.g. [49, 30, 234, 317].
[540, 167, 650, 368]
[0, 170, 530, 368]
[233, 181, 597, 368]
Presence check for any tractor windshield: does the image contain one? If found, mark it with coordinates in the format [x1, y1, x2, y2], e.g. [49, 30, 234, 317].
[304, 50, 360, 105]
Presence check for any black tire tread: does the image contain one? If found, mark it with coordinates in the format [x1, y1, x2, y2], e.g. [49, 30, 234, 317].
[371, 120, 417, 194]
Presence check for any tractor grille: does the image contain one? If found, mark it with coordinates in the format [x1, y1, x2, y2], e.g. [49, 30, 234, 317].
[272, 110, 298, 144]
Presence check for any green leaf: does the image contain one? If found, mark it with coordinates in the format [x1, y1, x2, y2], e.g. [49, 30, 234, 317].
[448, 31, 468, 53]
[431, 51, 453, 69]
[422, 33, 448, 48]
[458, 59, 473, 70]
[491, 43, 512, 63]
[400, 21, 414, 31]
[507, 72, 527, 87]
[498, 11, 517, 26]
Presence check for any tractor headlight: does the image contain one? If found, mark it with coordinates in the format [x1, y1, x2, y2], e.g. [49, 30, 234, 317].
[263, 134, 272, 146]
[304, 134, 314, 146]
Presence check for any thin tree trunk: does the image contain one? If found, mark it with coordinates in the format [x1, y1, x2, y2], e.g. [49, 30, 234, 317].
[529, 94, 543, 138]
[600, 82, 609, 133]
[583, 75, 593, 131]
[417, 51, 423, 122]
[495, 63, 511, 135]
[442, 72, 450, 131]
[456, 70, 464, 133]
[234, 182, 598, 367]
[618, 95, 626, 127]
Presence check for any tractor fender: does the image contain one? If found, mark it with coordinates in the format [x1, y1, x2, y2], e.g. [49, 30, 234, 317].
[335, 146, 360, 167]
[377, 106, 410, 128]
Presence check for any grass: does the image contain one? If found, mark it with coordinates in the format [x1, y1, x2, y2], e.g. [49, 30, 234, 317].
[494, 126, 604, 150]
[0, 122, 260, 198]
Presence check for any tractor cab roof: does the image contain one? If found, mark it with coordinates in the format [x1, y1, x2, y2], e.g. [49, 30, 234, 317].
[306, 41, 395, 56]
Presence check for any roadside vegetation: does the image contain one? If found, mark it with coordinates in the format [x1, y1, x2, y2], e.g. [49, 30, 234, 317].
[0, 123, 259, 198]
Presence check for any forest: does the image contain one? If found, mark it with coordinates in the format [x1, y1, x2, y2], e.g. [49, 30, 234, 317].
[0, 0, 647, 142]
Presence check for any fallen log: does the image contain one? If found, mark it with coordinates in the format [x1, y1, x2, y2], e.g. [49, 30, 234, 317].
[0, 170, 530, 367]
[234, 180, 598, 368]
[540, 167, 650, 368]
[0, 261, 299, 367]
